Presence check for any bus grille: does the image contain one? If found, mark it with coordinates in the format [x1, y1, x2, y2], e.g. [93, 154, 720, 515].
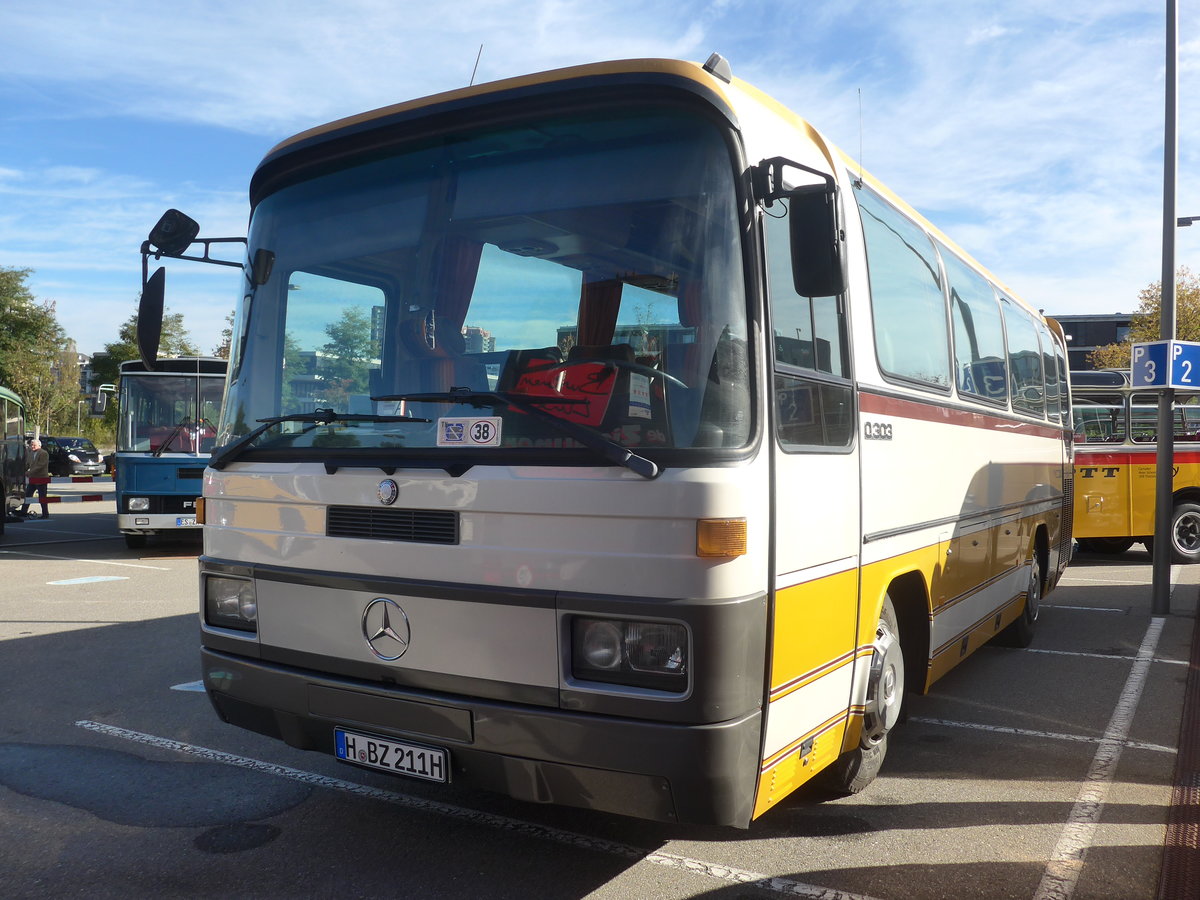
[326, 506, 459, 545]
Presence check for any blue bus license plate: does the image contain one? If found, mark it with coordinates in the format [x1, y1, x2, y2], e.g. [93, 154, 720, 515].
[176, 516, 197, 526]
[334, 728, 448, 783]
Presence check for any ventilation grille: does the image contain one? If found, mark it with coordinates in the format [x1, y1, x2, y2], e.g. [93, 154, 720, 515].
[1059, 476, 1074, 561]
[327, 506, 459, 545]
[177, 467, 206, 480]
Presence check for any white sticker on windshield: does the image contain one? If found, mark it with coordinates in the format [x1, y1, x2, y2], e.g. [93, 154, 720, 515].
[437, 417, 503, 447]
[628, 374, 652, 419]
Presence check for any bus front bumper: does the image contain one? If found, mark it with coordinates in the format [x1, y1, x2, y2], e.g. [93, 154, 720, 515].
[118, 512, 200, 532]
[201, 647, 763, 828]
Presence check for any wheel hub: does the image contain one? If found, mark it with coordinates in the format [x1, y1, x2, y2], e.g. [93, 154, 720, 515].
[862, 618, 904, 746]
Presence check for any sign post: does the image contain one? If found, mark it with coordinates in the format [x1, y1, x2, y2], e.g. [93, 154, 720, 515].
[1131, 340, 1200, 615]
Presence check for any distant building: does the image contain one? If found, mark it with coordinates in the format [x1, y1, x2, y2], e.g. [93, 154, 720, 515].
[1049, 312, 1132, 370]
[463, 326, 495, 353]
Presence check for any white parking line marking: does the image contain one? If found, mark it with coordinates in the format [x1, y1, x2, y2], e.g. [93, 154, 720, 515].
[170, 681, 206, 692]
[1033, 616, 1165, 900]
[75, 719, 882, 900]
[910, 716, 1175, 755]
[48, 576, 129, 585]
[1040, 605, 1125, 613]
[0, 550, 169, 570]
[1020, 647, 1187, 666]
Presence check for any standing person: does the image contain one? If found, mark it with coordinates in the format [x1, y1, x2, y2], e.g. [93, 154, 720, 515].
[21, 438, 51, 519]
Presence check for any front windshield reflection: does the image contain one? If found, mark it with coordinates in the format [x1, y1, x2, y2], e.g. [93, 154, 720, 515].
[221, 106, 752, 462]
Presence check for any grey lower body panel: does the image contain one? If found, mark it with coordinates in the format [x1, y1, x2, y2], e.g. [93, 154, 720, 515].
[202, 647, 762, 827]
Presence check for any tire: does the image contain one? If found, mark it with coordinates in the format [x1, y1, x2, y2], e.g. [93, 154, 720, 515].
[1169, 502, 1200, 564]
[998, 552, 1041, 648]
[124, 533, 148, 550]
[818, 596, 904, 794]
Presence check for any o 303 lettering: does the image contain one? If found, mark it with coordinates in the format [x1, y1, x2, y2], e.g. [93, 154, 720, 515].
[863, 421, 894, 440]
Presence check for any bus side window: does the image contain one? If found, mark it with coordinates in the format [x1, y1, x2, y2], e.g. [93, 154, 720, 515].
[856, 185, 951, 390]
[1001, 298, 1045, 418]
[764, 197, 853, 449]
[942, 247, 1008, 406]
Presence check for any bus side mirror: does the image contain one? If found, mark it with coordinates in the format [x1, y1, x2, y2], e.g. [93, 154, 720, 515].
[787, 183, 847, 298]
[138, 267, 165, 370]
[148, 208, 200, 257]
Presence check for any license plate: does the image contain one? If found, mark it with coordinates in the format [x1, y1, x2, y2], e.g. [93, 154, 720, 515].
[176, 516, 197, 526]
[334, 728, 449, 783]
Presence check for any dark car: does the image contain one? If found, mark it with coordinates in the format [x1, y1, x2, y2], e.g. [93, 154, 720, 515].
[40, 436, 105, 477]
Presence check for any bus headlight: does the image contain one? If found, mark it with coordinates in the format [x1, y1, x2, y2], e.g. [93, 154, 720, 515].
[205, 576, 257, 632]
[128, 497, 150, 511]
[571, 617, 687, 692]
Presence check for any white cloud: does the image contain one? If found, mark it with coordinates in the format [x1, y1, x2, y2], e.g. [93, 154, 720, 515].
[0, 0, 1197, 353]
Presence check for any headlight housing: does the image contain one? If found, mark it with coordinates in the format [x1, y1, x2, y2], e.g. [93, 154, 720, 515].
[571, 616, 687, 692]
[205, 575, 258, 632]
[128, 497, 150, 511]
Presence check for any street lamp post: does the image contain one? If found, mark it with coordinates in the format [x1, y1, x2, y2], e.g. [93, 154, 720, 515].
[1153, 0, 1179, 616]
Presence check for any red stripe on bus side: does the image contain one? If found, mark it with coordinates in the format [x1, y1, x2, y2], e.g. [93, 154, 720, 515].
[859, 390, 1066, 440]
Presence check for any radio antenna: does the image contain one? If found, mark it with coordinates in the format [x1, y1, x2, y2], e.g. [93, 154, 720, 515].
[470, 44, 483, 86]
[855, 88, 864, 188]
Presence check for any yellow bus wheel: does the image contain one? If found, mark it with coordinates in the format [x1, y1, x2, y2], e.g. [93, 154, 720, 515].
[1170, 502, 1200, 564]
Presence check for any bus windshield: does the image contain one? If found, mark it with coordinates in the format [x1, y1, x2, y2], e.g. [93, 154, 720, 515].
[220, 105, 751, 465]
[118, 373, 224, 454]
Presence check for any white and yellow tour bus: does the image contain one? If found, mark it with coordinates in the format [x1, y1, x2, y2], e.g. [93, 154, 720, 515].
[139, 55, 1073, 827]
[1072, 369, 1200, 562]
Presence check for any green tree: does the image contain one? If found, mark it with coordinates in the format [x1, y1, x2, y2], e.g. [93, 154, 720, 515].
[319, 306, 373, 406]
[0, 267, 78, 434]
[1089, 268, 1200, 368]
[214, 310, 235, 359]
[89, 305, 200, 390]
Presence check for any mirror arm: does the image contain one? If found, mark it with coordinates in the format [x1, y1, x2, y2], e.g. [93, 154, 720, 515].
[141, 237, 246, 270]
[753, 156, 836, 208]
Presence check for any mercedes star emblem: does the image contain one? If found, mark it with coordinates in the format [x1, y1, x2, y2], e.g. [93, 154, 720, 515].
[377, 479, 399, 505]
[362, 598, 411, 660]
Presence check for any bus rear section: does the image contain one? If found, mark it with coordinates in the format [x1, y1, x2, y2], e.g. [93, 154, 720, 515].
[1072, 369, 1200, 561]
[115, 358, 225, 549]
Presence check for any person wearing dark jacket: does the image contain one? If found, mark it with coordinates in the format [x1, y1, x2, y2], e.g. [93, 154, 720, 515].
[20, 438, 51, 519]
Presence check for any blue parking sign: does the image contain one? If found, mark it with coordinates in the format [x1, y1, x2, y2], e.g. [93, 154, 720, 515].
[1131, 340, 1200, 389]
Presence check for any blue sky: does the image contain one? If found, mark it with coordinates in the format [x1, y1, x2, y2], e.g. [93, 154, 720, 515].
[2, 0, 1197, 357]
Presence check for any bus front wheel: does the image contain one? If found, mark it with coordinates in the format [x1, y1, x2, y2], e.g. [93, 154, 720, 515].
[819, 596, 904, 794]
[124, 533, 148, 550]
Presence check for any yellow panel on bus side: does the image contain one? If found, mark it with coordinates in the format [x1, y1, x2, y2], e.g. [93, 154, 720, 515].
[1074, 452, 1136, 539]
[753, 567, 858, 819]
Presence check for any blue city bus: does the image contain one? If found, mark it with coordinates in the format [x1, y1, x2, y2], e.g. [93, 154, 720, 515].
[115, 357, 226, 548]
[0, 385, 27, 537]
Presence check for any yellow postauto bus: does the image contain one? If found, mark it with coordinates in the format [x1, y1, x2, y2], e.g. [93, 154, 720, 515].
[139, 55, 1073, 826]
[1072, 368, 1200, 562]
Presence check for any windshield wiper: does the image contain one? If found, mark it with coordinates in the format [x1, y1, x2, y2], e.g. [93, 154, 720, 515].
[152, 417, 214, 457]
[208, 408, 430, 470]
[371, 388, 660, 479]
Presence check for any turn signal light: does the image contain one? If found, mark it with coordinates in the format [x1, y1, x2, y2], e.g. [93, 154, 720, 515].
[696, 518, 747, 557]
[195, 497, 206, 524]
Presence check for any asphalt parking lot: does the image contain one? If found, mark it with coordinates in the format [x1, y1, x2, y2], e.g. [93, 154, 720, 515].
[0, 492, 1197, 899]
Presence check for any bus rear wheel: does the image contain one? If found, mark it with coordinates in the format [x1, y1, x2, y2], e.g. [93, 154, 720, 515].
[818, 596, 904, 794]
[998, 552, 1041, 648]
[1170, 502, 1200, 564]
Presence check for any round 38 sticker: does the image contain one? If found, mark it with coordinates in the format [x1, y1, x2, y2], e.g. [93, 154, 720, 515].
[437, 417, 503, 447]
